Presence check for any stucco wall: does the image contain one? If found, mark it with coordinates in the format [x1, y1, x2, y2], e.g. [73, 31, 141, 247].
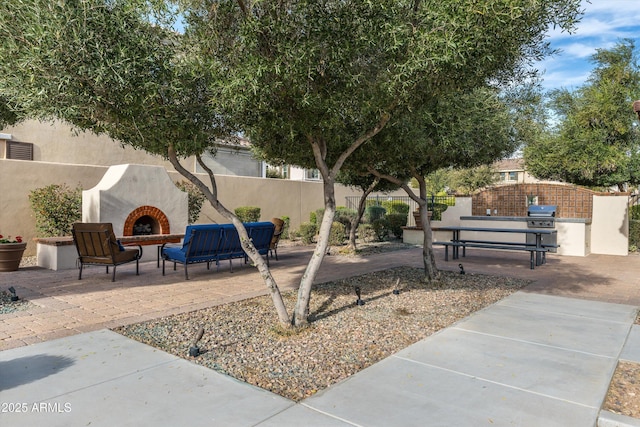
[3, 120, 175, 167]
[1, 159, 403, 256]
[2, 119, 263, 176]
[591, 195, 628, 256]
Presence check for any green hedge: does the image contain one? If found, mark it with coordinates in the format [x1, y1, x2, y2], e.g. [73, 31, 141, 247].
[381, 201, 410, 216]
[299, 222, 317, 244]
[29, 184, 82, 237]
[630, 219, 640, 252]
[329, 221, 346, 246]
[235, 206, 261, 222]
[365, 205, 386, 223]
[428, 202, 449, 221]
[386, 213, 408, 238]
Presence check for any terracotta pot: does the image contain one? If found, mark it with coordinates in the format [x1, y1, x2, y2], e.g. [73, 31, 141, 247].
[412, 210, 433, 229]
[0, 242, 27, 272]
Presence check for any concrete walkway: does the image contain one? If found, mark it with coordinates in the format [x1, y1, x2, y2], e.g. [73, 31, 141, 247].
[1, 246, 640, 426]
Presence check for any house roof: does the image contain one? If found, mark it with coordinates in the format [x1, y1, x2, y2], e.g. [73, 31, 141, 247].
[493, 158, 524, 172]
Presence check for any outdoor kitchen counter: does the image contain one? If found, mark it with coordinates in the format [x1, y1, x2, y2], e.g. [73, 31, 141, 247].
[459, 216, 591, 224]
[450, 216, 592, 257]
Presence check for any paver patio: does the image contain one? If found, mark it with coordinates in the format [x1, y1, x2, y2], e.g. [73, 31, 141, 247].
[2, 244, 640, 350]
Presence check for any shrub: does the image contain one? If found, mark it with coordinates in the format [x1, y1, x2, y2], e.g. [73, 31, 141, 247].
[314, 208, 325, 225]
[281, 216, 290, 240]
[365, 205, 386, 223]
[428, 202, 449, 221]
[371, 218, 389, 241]
[235, 206, 261, 222]
[329, 221, 346, 246]
[630, 220, 640, 252]
[335, 206, 357, 233]
[357, 223, 376, 243]
[29, 184, 82, 237]
[364, 199, 381, 208]
[386, 213, 408, 238]
[631, 205, 640, 220]
[381, 201, 410, 216]
[299, 222, 317, 244]
[175, 180, 206, 224]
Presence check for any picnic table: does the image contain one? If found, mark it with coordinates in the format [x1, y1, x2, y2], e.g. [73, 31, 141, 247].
[433, 226, 558, 269]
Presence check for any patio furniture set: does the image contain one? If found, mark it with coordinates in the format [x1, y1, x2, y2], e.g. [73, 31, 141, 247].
[71, 219, 284, 282]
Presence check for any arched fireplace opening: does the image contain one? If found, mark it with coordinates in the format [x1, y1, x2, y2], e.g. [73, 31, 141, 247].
[124, 205, 171, 236]
[133, 215, 159, 235]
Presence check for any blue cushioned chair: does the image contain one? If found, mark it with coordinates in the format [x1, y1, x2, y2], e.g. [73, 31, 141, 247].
[246, 222, 276, 265]
[161, 224, 223, 279]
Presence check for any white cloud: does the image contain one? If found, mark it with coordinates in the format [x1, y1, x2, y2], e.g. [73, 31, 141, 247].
[540, 68, 592, 92]
[538, 0, 640, 91]
[558, 42, 598, 59]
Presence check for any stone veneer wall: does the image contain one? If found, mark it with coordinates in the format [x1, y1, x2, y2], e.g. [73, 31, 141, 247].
[471, 183, 616, 218]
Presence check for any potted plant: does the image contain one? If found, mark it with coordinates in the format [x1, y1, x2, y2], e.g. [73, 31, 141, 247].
[412, 207, 433, 230]
[0, 234, 27, 272]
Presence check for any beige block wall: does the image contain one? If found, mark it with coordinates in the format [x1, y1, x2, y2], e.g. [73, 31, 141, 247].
[1, 160, 108, 256]
[3, 120, 178, 168]
[1, 159, 404, 256]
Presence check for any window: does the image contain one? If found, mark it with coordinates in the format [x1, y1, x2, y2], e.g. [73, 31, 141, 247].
[5, 141, 34, 160]
[500, 171, 518, 182]
[266, 165, 290, 179]
[305, 168, 320, 180]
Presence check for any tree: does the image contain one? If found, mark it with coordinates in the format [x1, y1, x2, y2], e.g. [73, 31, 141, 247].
[192, 0, 582, 322]
[0, 0, 291, 325]
[451, 165, 500, 195]
[524, 40, 640, 191]
[367, 86, 522, 279]
[1, 0, 582, 327]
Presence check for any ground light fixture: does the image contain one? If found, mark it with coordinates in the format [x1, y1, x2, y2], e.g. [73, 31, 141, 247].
[8, 286, 19, 301]
[392, 278, 401, 295]
[189, 327, 205, 357]
[354, 286, 365, 306]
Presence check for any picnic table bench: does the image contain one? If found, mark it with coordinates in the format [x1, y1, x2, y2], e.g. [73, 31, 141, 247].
[433, 226, 558, 269]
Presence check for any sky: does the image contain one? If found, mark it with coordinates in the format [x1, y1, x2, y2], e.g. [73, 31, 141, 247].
[537, 0, 640, 92]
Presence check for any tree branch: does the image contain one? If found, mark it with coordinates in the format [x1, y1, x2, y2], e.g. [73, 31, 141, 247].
[330, 110, 393, 180]
[236, 0, 248, 16]
[368, 166, 425, 207]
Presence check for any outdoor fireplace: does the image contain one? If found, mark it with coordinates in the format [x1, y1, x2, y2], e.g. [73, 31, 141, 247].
[82, 164, 188, 237]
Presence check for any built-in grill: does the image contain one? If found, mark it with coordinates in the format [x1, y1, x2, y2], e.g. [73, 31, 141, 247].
[526, 205, 557, 253]
[527, 205, 556, 228]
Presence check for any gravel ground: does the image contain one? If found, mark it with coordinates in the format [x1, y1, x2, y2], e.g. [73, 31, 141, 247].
[0, 290, 36, 314]
[602, 311, 640, 419]
[115, 266, 528, 401]
[604, 360, 640, 419]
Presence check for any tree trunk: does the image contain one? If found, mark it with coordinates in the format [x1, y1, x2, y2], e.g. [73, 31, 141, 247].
[168, 145, 291, 326]
[368, 167, 439, 281]
[419, 203, 439, 281]
[347, 178, 379, 251]
[293, 179, 336, 326]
